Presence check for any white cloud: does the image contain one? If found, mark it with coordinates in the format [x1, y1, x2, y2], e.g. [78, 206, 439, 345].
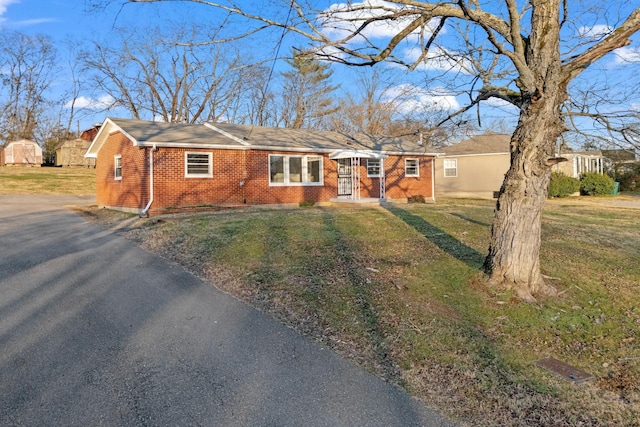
[401, 45, 473, 74]
[577, 24, 613, 39]
[65, 95, 115, 110]
[484, 97, 519, 110]
[0, 0, 19, 22]
[320, 0, 443, 43]
[383, 84, 459, 113]
[9, 18, 57, 27]
[613, 46, 640, 64]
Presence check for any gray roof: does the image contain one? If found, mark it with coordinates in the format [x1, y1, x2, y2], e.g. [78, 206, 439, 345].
[439, 133, 511, 156]
[110, 118, 240, 147]
[212, 122, 427, 153]
[86, 118, 435, 158]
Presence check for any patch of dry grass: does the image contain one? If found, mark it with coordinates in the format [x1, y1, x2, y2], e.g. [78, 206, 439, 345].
[76, 198, 640, 427]
[0, 166, 95, 195]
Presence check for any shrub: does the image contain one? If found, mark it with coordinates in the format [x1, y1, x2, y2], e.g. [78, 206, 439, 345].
[299, 200, 315, 208]
[580, 172, 615, 195]
[616, 164, 640, 192]
[548, 172, 580, 198]
[408, 195, 426, 203]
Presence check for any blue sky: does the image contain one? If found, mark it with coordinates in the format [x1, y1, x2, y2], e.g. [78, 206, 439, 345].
[1, 0, 639, 144]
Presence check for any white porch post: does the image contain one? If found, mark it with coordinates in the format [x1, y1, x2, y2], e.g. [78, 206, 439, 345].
[379, 158, 385, 199]
[351, 157, 360, 200]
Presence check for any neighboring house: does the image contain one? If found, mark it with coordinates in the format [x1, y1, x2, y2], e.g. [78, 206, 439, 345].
[602, 149, 640, 174]
[55, 138, 96, 167]
[435, 133, 511, 199]
[551, 150, 604, 177]
[85, 118, 437, 215]
[1, 139, 43, 166]
[435, 133, 605, 199]
[55, 124, 101, 167]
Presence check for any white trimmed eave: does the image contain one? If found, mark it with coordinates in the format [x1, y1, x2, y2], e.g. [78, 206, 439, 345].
[329, 149, 388, 160]
[85, 118, 136, 158]
[137, 141, 247, 150]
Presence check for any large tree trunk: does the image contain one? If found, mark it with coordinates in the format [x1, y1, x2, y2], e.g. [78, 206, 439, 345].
[482, 0, 570, 302]
[483, 94, 565, 302]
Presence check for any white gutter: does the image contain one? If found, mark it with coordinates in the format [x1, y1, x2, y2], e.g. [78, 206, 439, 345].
[431, 157, 436, 202]
[140, 144, 157, 217]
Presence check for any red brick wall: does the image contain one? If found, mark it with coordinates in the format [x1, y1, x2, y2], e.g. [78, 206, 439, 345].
[96, 135, 434, 213]
[243, 151, 338, 205]
[384, 156, 434, 200]
[152, 148, 245, 210]
[96, 132, 148, 210]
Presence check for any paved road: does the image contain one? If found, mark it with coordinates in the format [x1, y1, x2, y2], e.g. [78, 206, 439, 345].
[0, 195, 455, 426]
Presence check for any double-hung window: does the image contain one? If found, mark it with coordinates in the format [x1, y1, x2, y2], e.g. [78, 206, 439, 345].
[114, 155, 122, 180]
[443, 159, 458, 177]
[405, 158, 419, 177]
[269, 155, 323, 185]
[367, 159, 381, 177]
[185, 152, 213, 178]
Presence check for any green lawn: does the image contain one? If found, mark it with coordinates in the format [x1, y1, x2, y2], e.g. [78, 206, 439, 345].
[0, 166, 95, 195]
[101, 198, 639, 426]
[15, 166, 638, 425]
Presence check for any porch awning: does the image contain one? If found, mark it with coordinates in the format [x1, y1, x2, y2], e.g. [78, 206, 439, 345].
[329, 149, 388, 160]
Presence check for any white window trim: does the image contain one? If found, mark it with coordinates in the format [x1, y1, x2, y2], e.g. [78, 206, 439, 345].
[269, 154, 324, 186]
[443, 158, 458, 178]
[367, 159, 381, 177]
[185, 152, 213, 178]
[405, 158, 419, 177]
[114, 154, 122, 180]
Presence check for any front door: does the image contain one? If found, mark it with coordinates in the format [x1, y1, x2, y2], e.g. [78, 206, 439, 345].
[337, 158, 352, 196]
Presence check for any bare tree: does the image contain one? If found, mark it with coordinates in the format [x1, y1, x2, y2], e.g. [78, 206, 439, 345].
[330, 68, 396, 135]
[91, 1, 640, 301]
[81, 25, 251, 124]
[0, 32, 58, 145]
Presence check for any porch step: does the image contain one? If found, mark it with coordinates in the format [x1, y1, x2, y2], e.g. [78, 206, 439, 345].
[329, 198, 386, 207]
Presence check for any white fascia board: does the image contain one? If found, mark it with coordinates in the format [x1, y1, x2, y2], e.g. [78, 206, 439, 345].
[329, 149, 388, 160]
[85, 118, 134, 158]
[247, 145, 333, 154]
[138, 141, 248, 150]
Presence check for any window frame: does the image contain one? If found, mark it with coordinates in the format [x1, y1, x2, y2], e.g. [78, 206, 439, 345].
[114, 154, 122, 180]
[405, 158, 419, 177]
[268, 154, 324, 186]
[367, 159, 381, 177]
[184, 151, 213, 178]
[443, 158, 458, 178]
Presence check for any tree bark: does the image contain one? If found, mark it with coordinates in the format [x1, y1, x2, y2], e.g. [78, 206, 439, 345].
[483, 92, 566, 302]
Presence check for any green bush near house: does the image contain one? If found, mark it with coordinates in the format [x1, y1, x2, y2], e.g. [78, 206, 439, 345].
[548, 172, 580, 198]
[579, 171, 615, 195]
[616, 164, 640, 192]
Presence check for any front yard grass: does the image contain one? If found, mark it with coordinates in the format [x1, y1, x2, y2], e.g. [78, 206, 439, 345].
[80, 198, 639, 426]
[0, 166, 96, 195]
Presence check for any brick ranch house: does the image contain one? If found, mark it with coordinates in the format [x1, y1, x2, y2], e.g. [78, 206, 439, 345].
[85, 118, 437, 215]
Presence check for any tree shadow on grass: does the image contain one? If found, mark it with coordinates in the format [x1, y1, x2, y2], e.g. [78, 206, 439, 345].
[318, 210, 402, 384]
[450, 212, 492, 227]
[384, 205, 485, 269]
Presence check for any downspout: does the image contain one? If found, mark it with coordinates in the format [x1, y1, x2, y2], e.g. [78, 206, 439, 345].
[140, 144, 157, 217]
[431, 157, 436, 202]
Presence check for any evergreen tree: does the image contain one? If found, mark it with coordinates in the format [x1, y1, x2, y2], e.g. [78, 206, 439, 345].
[280, 49, 339, 129]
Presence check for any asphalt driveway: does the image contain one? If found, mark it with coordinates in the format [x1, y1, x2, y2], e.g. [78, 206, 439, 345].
[0, 195, 455, 426]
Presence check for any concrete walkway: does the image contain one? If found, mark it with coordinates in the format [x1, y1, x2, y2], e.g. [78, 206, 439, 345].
[0, 195, 455, 426]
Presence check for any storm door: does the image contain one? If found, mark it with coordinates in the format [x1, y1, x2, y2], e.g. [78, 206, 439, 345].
[337, 158, 352, 196]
